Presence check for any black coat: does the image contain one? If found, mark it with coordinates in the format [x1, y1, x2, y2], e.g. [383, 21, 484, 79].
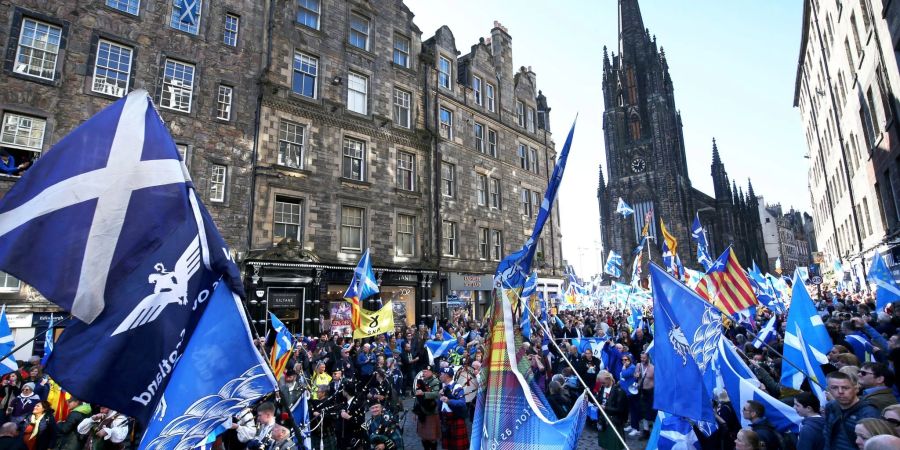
[599, 384, 628, 426]
[18, 413, 57, 450]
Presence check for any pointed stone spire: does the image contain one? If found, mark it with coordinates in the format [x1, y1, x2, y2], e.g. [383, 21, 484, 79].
[732, 180, 740, 205]
[712, 137, 721, 165]
[746, 179, 758, 206]
[598, 162, 606, 191]
[603, 46, 610, 69]
[618, 0, 647, 57]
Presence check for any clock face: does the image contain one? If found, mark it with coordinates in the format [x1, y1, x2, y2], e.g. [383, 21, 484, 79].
[631, 158, 646, 173]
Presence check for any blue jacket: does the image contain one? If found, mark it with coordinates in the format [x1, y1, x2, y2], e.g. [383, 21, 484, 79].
[618, 364, 637, 394]
[602, 342, 624, 380]
[823, 399, 880, 450]
[357, 352, 375, 376]
[796, 415, 825, 450]
[0, 155, 16, 175]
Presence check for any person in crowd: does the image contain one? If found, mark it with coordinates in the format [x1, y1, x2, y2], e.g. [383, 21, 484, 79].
[309, 386, 336, 450]
[235, 402, 277, 448]
[595, 370, 627, 450]
[357, 344, 376, 385]
[335, 382, 366, 450]
[22, 370, 45, 403]
[618, 352, 641, 437]
[0, 151, 29, 176]
[368, 370, 396, 414]
[636, 351, 655, 437]
[858, 362, 898, 412]
[399, 343, 417, 396]
[76, 406, 130, 450]
[311, 362, 332, 393]
[734, 429, 763, 450]
[55, 397, 91, 450]
[6, 384, 38, 425]
[863, 434, 900, 449]
[413, 365, 441, 450]
[575, 348, 600, 398]
[437, 367, 468, 450]
[883, 404, 900, 433]
[267, 424, 296, 450]
[18, 400, 55, 450]
[742, 400, 782, 450]
[279, 369, 303, 407]
[0, 422, 25, 450]
[365, 402, 402, 450]
[793, 391, 825, 450]
[707, 389, 740, 450]
[854, 418, 900, 449]
[824, 371, 881, 450]
[0, 374, 21, 417]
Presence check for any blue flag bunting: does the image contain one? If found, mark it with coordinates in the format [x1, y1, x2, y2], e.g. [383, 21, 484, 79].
[868, 252, 900, 311]
[646, 411, 700, 450]
[40, 313, 55, 367]
[0, 90, 245, 426]
[139, 281, 278, 449]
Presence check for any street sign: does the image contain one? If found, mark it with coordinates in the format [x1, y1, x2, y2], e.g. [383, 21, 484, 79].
[810, 276, 823, 285]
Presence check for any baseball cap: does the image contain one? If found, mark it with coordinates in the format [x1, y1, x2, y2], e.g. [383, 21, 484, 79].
[440, 367, 454, 377]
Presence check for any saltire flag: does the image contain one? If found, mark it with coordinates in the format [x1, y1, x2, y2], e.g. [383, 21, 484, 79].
[844, 333, 876, 363]
[748, 264, 784, 314]
[46, 378, 70, 422]
[751, 316, 777, 349]
[290, 391, 313, 450]
[139, 281, 278, 450]
[781, 273, 832, 403]
[352, 301, 395, 339]
[0, 90, 245, 425]
[649, 264, 717, 425]
[472, 119, 589, 450]
[696, 247, 757, 316]
[646, 411, 700, 450]
[268, 313, 296, 380]
[691, 213, 713, 271]
[570, 336, 609, 355]
[521, 272, 539, 340]
[344, 248, 379, 330]
[615, 198, 634, 217]
[0, 306, 16, 376]
[775, 257, 782, 275]
[629, 305, 643, 333]
[41, 313, 55, 367]
[604, 250, 623, 278]
[867, 252, 900, 311]
[424, 329, 457, 364]
[717, 338, 802, 432]
[174, 0, 201, 26]
[795, 266, 810, 283]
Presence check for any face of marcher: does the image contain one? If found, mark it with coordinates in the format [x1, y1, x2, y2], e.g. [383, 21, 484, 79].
[827, 378, 859, 408]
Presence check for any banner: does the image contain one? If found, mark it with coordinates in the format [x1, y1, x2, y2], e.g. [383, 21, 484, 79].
[352, 301, 396, 339]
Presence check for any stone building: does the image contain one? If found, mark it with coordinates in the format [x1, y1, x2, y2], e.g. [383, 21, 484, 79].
[757, 198, 813, 274]
[794, 0, 898, 282]
[0, 0, 264, 356]
[597, 0, 766, 281]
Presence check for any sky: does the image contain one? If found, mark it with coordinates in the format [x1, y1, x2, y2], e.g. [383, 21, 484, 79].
[406, 0, 807, 276]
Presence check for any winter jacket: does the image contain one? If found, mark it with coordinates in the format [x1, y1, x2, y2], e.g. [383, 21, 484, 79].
[862, 386, 898, 412]
[56, 403, 92, 450]
[796, 415, 825, 450]
[823, 399, 880, 450]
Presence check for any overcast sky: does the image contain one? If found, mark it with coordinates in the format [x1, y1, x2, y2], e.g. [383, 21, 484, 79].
[406, 0, 807, 276]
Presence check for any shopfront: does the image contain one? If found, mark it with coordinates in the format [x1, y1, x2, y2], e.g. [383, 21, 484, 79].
[322, 270, 432, 335]
[446, 273, 494, 320]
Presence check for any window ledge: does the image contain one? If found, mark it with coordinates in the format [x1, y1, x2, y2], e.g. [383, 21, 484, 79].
[391, 62, 416, 75]
[102, 5, 142, 20]
[272, 164, 310, 177]
[5, 71, 59, 87]
[341, 178, 371, 188]
[345, 43, 375, 61]
[395, 188, 422, 197]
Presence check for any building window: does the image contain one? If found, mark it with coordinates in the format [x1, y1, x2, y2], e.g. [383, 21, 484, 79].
[1, 113, 46, 152]
[438, 56, 451, 89]
[487, 129, 498, 157]
[0, 272, 19, 293]
[397, 151, 415, 191]
[396, 214, 415, 256]
[861, 100, 876, 149]
[107, 0, 140, 15]
[176, 143, 189, 164]
[516, 101, 525, 127]
[491, 230, 502, 261]
[170, 0, 202, 35]
[215, 85, 233, 120]
[278, 120, 304, 168]
[632, 201, 656, 242]
[474, 122, 485, 153]
[532, 190, 541, 215]
[518, 144, 528, 169]
[863, 197, 874, 236]
[442, 221, 457, 256]
[522, 188, 533, 217]
[629, 117, 641, 140]
[160, 59, 195, 113]
[476, 173, 488, 206]
[479, 228, 489, 259]
[347, 72, 368, 115]
[223, 13, 239, 47]
[91, 40, 132, 98]
[14, 19, 63, 80]
[526, 107, 535, 132]
[845, 38, 855, 69]
[349, 13, 369, 50]
[529, 147, 539, 173]
[274, 196, 302, 241]
[342, 137, 365, 181]
[439, 108, 453, 139]
[341, 206, 365, 251]
[209, 164, 226, 202]
[393, 88, 411, 128]
[393, 34, 410, 67]
[297, 0, 320, 29]
[489, 177, 501, 210]
[486, 83, 496, 112]
[473, 76, 483, 105]
[441, 162, 455, 198]
[292, 52, 318, 99]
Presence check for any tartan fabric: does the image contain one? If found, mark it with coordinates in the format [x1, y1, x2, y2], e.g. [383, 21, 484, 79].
[440, 414, 469, 450]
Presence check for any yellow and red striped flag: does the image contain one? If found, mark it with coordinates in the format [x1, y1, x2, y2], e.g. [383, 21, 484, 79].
[46, 378, 70, 422]
[695, 247, 757, 315]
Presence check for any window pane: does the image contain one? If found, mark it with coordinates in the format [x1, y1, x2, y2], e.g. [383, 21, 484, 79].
[1, 113, 46, 152]
[347, 73, 368, 115]
[15, 19, 63, 80]
[349, 14, 369, 50]
[341, 206, 365, 250]
[297, 0, 320, 29]
[394, 88, 411, 128]
[209, 164, 226, 202]
[342, 138, 365, 180]
[438, 57, 451, 88]
[92, 40, 132, 97]
[160, 59, 195, 112]
[278, 120, 304, 168]
[393, 34, 410, 67]
[274, 197, 302, 241]
[170, 0, 203, 35]
[107, 0, 140, 15]
[224, 14, 239, 46]
[292, 52, 318, 98]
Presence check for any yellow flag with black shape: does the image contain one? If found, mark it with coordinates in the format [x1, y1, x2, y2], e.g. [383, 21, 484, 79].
[352, 301, 396, 339]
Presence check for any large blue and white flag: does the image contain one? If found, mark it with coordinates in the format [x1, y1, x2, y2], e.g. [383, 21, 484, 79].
[40, 313, 55, 367]
[650, 264, 717, 425]
[425, 339, 458, 364]
[781, 274, 832, 402]
[0, 306, 17, 375]
[691, 214, 713, 271]
[868, 252, 900, 311]
[615, 198, 634, 217]
[751, 316, 777, 349]
[646, 411, 700, 450]
[139, 281, 278, 450]
[290, 391, 313, 450]
[0, 90, 244, 425]
[795, 266, 810, 283]
[604, 251, 623, 278]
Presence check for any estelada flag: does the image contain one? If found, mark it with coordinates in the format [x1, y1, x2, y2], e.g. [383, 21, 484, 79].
[47, 378, 70, 422]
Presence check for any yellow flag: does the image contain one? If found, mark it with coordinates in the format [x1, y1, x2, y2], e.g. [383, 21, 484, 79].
[659, 218, 678, 256]
[352, 301, 396, 339]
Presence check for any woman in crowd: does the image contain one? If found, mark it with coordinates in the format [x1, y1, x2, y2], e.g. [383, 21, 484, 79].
[854, 418, 900, 449]
[19, 400, 57, 450]
[735, 429, 762, 450]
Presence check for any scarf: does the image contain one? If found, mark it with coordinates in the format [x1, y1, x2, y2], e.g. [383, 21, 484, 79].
[29, 413, 43, 439]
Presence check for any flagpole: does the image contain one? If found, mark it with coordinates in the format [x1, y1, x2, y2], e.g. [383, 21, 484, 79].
[526, 306, 630, 450]
[0, 317, 71, 367]
[737, 328, 827, 391]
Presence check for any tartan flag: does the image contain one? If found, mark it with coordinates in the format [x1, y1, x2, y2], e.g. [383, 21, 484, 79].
[696, 247, 757, 315]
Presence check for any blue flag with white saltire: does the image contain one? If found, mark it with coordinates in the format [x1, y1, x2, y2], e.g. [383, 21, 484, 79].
[691, 214, 713, 271]
[604, 251, 623, 278]
[0, 90, 245, 425]
[291, 391, 313, 450]
[139, 281, 278, 450]
[40, 313, 55, 367]
[521, 272, 538, 340]
[650, 264, 717, 425]
[646, 411, 700, 450]
[0, 306, 17, 376]
[716, 338, 801, 432]
[752, 316, 777, 349]
[616, 198, 634, 217]
[781, 274, 832, 402]
[868, 252, 900, 311]
[795, 266, 809, 283]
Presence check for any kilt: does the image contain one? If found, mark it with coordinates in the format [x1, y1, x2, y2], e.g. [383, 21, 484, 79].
[416, 413, 441, 441]
[440, 413, 469, 450]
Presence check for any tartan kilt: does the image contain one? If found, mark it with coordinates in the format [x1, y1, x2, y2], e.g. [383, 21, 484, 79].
[440, 414, 469, 450]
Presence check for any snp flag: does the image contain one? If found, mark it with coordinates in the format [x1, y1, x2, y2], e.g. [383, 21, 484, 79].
[0, 90, 244, 425]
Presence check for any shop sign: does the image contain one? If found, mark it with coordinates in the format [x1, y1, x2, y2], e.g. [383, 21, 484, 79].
[6, 313, 31, 328]
[449, 273, 493, 291]
[382, 272, 418, 285]
[268, 288, 302, 309]
[31, 313, 70, 327]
